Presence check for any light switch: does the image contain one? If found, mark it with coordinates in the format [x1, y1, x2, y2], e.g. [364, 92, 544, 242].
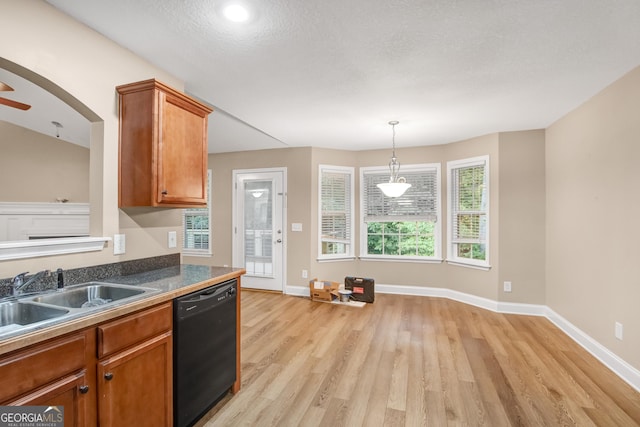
[114, 234, 126, 255]
[291, 223, 303, 232]
[168, 231, 177, 248]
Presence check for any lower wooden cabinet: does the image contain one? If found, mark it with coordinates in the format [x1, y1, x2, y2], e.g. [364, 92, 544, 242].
[0, 302, 172, 427]
[0, 329, 95, 425]
[98, 331, 172, 427]
[8, 371, 91, 427]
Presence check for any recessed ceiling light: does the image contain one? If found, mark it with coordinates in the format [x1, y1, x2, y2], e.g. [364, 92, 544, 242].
[223, 4, 249, 22]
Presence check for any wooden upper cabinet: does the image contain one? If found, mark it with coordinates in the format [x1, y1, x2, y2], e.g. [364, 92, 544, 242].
[117, 79, 213, 207]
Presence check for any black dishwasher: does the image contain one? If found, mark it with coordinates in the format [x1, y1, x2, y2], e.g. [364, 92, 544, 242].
[173, 279, 237, 427]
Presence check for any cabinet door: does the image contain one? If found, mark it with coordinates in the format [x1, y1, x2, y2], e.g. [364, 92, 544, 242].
[0, 331, 87, 403]
[7, 371, 91, 427]
[157, 90, 208, 206]
[97, 332, 172, 427]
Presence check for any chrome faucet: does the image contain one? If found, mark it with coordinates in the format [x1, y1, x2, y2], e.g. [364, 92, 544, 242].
[11, 270, 50, 296]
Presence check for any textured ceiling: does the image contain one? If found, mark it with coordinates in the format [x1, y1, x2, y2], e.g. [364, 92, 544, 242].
[0, 67, 90, 147]
[26, 1, 640, 152]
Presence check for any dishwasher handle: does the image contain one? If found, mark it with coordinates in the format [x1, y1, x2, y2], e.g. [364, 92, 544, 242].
[180, 285, 231, 303]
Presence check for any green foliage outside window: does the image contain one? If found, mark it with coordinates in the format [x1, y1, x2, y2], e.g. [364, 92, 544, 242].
[366, 221, 435, 257]
[184, 214, 209, 250]
[453, 165, 486, 261]
[457, 243, 486, 260]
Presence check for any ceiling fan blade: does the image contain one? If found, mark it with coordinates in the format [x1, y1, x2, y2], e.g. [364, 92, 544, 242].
[0, 81, 14, 92]
[0, 96, 31, 110]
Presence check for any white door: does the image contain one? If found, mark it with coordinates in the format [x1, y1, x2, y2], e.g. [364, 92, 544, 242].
[232, 169, 286, 291]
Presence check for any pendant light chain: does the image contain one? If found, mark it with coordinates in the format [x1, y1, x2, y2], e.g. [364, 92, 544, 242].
[391, 121, 397, 158]
[376, 120, 411, 197]
[389, 120, 399, 159]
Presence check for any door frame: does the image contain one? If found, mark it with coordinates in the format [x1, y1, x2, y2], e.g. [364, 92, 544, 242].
[232, 167, 287, 293]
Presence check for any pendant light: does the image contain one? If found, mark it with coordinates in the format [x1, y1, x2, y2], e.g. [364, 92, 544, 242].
[377, 120, 411, 197]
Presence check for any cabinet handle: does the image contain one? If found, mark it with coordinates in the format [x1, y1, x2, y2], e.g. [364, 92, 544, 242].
[161, 190, 168, 195]
[79, 385, 90, 394]
[104, 372, 114, 381]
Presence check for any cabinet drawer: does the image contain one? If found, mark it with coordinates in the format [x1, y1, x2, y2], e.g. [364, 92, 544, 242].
[0, 332, 87, 403]
[98, 303, 172, 358]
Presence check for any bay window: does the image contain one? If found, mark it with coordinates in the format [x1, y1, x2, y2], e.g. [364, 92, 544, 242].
[360, 164, 441, 261]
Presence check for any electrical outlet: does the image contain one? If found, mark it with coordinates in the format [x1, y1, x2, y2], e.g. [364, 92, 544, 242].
[113, 234, 126, 255]
[168, 231, 177, 248]
[615, 322, 623, 340]
[503, 281, 512, 292]
[302, 269, 308, 279]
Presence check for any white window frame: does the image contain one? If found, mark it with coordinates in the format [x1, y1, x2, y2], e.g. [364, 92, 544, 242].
[182, 169, 212, 256]
[318, 165, 355, 261]
[446, 156, 490, 269]
[360, 163, 442, 262]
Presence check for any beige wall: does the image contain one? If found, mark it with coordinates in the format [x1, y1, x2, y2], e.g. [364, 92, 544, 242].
[546, 65, 640, 369]
[0, 1, 183, 277]
[186, 148, 314, 290]
[186, 130, 545, 305]
[498, 130, 546, 304]
[0, 121, 89, 203]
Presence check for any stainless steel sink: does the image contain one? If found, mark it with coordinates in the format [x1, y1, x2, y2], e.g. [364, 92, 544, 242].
[31, 282, 150, 309]
[0, 301, 69, 329]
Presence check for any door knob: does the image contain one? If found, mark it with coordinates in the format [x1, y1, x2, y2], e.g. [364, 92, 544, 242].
[276, 239, 282, 243]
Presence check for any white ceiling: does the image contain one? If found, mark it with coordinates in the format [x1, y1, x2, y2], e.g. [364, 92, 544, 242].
[0, 67, 90, 148]
[9, 1, 640, 153]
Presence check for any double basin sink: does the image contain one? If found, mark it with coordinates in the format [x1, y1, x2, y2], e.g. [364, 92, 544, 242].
[0, 282, 158, 338]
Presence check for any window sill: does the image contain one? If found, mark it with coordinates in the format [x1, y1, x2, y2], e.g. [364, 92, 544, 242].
[317, 256, 356, 263]
[446, 259, 491, 271]
[183, 251, 212, 257]
[359, 256, 443, 264]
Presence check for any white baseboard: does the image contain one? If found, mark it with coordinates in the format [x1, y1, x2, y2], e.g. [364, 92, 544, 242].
[544, 307, 640, 392]
[376, 283, 640, 392]
[285, 282, 640, 392]
[375, 284, 549, 316]
[285, 285, 309, 297]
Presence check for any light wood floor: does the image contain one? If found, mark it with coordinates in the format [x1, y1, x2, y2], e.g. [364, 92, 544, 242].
[196, 290, 640, 426]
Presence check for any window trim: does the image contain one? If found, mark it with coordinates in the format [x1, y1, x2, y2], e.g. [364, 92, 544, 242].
[317, 164, 355, 261]
[359, 163, 442, 261]
[446, 155, 490, 269]
[183, 169, 212, 257]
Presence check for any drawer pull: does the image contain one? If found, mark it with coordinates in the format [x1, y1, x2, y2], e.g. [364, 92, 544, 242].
[104, 372, 114, 381]
[79, 385, 90, 394]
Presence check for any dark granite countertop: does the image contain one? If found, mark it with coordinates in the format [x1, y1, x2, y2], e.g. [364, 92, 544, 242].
[102, 264, 240, 293]
[0, 264, 245, 356]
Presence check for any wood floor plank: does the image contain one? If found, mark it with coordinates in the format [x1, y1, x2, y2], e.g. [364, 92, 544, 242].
[383, 407, 406, 426]
[361, 350, 395, 426]
[318, 397, 350, 427]
[202, 291, 640, 427]
[387, 330, 410, 411]
[334, 310, 380, 400]
[269, 371, 326, 427]
[405, 336, 429, 426]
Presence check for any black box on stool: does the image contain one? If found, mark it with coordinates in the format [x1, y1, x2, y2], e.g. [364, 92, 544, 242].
[344, 277, 375, 303]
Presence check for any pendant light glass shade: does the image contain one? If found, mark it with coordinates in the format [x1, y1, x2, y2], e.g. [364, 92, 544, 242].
[377, 121, 411, 197]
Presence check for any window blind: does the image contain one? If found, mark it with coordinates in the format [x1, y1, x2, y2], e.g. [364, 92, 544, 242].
[183, 170, 211, 252]
[363, 167, 438, 223]
[320, 170, 351, 245]
[450, 163, 487, 243]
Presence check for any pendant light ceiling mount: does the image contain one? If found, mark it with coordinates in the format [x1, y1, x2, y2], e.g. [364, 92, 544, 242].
[377, 120, 411, 198]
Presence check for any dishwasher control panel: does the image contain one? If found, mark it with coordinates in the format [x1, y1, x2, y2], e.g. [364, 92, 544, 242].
[174, 279, 237, 321]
